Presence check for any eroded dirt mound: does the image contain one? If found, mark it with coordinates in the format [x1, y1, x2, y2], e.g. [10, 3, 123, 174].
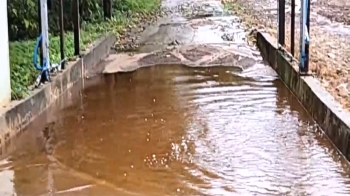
[206, 54, 240, 65]
[138, 51, 182, 65]
[137, 44, 258, 67]
[180, 46, 214, 62]
[179, 45, 219, 61]
[103, 43, 265, 75]
[104, 0, 273, 79]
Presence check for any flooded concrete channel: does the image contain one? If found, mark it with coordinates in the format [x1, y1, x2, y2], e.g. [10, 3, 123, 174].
[2, 0, 350, 195]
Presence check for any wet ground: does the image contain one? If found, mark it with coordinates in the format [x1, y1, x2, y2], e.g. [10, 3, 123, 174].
[2, 65, 350, 195]
[315, 0, 350, 25]
[221, 0, 350, 109]
[1, 0, 350, 195]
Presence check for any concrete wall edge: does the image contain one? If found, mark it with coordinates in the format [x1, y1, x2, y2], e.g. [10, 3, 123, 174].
[256, 31, 350, 160]
[0, 33, 116, 149]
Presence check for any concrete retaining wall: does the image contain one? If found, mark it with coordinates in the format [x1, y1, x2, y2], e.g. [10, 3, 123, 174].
[256, 32, 350, 160]
[0, 34, 116, 148]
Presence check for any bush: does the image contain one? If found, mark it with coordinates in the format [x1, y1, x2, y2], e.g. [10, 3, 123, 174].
[8, 0, 160, 100]
[7, 0, 104, 41]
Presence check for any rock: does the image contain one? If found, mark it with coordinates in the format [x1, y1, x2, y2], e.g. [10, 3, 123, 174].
[321, 79, 329, 87]
[336, 84, 349, 97]
[168, 39, 181, 46]
[327, 52, 336, 59]
[335, 67, 348, 76]
[166, 46, 174, 50]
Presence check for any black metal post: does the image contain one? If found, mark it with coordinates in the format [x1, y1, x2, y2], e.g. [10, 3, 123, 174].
[59, 0, 65, 69]
[291, 0, 295, 56]
[103, 0, 112, 19]
[73, 0, 80, 56]
[278, 0, 285, 46]
[48, 0, 52, 10]
[38, 0, 43, 66]
[304, 0, 311, 73]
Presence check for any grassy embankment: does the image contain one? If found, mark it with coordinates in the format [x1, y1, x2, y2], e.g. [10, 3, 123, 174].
[9, 0, 160, 100]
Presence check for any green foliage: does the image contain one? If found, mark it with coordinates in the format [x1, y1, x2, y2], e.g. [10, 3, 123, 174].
[8, 0, 39, 41]
[8, 0, 160, 100]
[7, 0, 160, 41]
[7, 0, 105, 40]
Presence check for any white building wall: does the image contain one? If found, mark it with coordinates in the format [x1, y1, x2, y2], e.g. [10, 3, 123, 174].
[0, 0, 11, 106]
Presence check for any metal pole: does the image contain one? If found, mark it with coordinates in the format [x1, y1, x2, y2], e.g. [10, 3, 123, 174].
[73, 0, 81, 56]
[40, 0, 50, 82]
[278, 0, 285, 46]
[305, 0, 310, 72]
[59, 0, 65, 69]
[291, 0, 295, 56]
[103, 0, 112, 19]
[299, 0, 310, 73]
[277, 0, 279, 47]
[38, 0, 43, 66]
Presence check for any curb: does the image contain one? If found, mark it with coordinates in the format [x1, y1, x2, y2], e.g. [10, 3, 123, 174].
[256, 31, 350, 160]
[0, 34, 116, 149]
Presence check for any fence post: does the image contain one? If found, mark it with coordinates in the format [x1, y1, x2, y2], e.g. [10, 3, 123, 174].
[0, 0, 11, 105]
[103, 0, 112, 19]
[73, 0, 80, 56]
[291, 0, 295, 56]
[59, 0, 65, 69]
[278, 0, 285, 46]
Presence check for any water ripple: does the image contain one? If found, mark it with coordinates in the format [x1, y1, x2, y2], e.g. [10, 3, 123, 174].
[3, 65, 350, 196]
[170, 66, 350, 195]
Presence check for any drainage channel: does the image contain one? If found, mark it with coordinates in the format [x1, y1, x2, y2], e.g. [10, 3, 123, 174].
[1, 0, 350, 195]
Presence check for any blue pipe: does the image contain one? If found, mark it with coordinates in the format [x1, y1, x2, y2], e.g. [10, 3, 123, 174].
[33, 34, 50, 82]
[33, 34, 49, 71]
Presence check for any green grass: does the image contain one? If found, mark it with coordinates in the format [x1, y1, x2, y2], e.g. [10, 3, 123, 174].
[9, 0, 160, 100]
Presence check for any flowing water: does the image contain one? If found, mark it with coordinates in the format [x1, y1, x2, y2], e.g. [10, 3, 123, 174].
[1, 65, 350, 196]
[2, 0, 350, 195]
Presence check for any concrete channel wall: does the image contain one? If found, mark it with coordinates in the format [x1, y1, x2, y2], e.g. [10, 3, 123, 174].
[256, 32, 350, 160]
[0, 34, 116, 148]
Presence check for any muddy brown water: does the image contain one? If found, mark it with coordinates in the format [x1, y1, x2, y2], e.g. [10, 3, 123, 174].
[1, 64, 350, 195]
[2, 0, 350, 195]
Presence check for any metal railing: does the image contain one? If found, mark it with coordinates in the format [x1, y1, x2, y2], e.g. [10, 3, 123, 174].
[277, 0, 311, 75]
[34, 0, 113, 86]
